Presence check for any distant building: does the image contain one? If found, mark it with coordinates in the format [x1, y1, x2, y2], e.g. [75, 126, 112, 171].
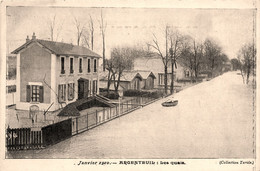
[6, 54, 17, 106]
[222, 61, 232, 72]
[99, 70, 156, 91]
[133, 53, 191, 89]
[11, 33, 101, 111]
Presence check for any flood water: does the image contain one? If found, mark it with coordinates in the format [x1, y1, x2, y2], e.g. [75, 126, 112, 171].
[7, 72, 255, 159]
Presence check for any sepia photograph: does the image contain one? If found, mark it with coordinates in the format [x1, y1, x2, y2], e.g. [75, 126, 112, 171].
[1, 0, 258, 170]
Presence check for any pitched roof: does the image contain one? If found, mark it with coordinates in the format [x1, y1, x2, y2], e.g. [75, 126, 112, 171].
[99, 71, 140, 82]
[135, 53, 186, 68]
[58, 95, 115, 117]
[100, 70, 156, 82]
[137, 71, 156, 79]
[120, 72, 143, 82]
[12, 39, 101, 58]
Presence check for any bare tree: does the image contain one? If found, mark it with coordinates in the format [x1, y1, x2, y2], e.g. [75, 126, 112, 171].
[237, 43, 255, 84]
[48, 15, 63, 41]
[74, 17, 86, 46]
[110, 47, 134, 92]
[148, 25, 170, 94]
[230, 58, 241, 71]
[179, 36, 195, 79]
[180, 36, 209, 80]
[105, 59, 117, 94]
[191, 39, 204, 78]
[81, 28, 90, 48]
[89, 15, 94, 50]
[237, 55, 245, 84]
[204, 38, 222, 77]
[99, 10, 107, 72]
[169, 30, 183, 93]
[106, 46, 144, 93]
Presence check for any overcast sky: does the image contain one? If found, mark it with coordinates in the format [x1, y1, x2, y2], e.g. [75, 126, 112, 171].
[6, 7, 255, 59]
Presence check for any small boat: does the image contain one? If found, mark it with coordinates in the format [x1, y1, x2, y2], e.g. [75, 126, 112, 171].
[162, 99, 178, 107]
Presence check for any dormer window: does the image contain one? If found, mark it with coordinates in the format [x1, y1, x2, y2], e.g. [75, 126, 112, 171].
[61, 57, 65, 74]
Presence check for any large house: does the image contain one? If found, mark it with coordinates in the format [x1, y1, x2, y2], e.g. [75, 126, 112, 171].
[12, 33, 101, 111]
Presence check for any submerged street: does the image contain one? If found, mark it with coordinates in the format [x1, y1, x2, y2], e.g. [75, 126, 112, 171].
[7, 71, 255, 159]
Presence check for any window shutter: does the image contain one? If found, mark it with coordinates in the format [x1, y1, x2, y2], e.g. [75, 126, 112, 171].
[89, 81, 92, 95]
[72, 83, 75, 99]
[58, 85, 61, 102]
[26, 85, 31, 102]
[92, 81, 95, 94]
[64, 84, 66, 100]
[67, 83, 70, 100]
[39, 86, 44, 103]
[95, 80, 97, 94]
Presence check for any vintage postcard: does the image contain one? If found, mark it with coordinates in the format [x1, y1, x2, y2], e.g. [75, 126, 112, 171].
[0, 0, 259, 170]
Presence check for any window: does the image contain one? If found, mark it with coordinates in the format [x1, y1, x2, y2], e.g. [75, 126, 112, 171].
[87, 58, 91, 73]
[61, 57, 65, 74]
[158, 74, 164, 85]
[26, 85, 43, 103]
[185, 70, 190, 77]
[146, 77, 154, 89]
[68, 83, 75, 100]
[94, 59, 97, 72]
[133, 78, 140, 90]
[70, 58, 74, 74]
[92, 80, 97, 95]
[58, 84, 66, 102]
[7, 85, 16, 93]
[32, 85, 40, 102]
[79, 58, 83, 73]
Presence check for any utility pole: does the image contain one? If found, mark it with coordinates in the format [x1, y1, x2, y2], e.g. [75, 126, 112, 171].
[170, 47, 174, 94]
[165, 26, 168, 94]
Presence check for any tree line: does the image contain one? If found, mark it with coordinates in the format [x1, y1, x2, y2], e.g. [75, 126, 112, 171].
[103, 25, 229, 94]
[148, 25, 229, 94]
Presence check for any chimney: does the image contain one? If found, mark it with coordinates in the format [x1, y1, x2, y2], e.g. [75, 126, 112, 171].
[26, 35, 30, 42]
[32, 32, 36, 40]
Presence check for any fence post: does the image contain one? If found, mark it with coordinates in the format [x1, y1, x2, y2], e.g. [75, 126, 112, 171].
[110, 107, 112, 119]
[103, 108, 105, 122]
[86, 113, 88, 130]
[121, 101, 123, 114]
[96, 110, 98, 125]
[76, 117, 78, 134]
[41, 129, 43, 148]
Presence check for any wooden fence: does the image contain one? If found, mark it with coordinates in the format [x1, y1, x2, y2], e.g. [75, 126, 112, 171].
[42, 119, 72, 146]
[6, 95, 157, 150]
[6, 128, 43, 150]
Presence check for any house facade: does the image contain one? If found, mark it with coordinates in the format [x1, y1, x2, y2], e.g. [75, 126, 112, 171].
[12, 33, 101, 111]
